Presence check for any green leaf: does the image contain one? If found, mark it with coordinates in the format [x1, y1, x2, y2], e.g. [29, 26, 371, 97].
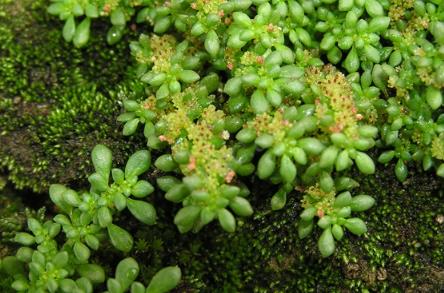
[114, 192, 127, 211]
[271, 189, 287, 210]
[98, 206, 113, 228]
[63, 16, 76, 42]
[257, 151, 276, 179]
[335, 150, 351, 171]
[85, 3, 99, 18]
[318, 228, 335, 257]
[76, 278, 93, 293]
[319, 172, 334, 192]
[298, 138, 325, 155]
[49, 184, 69, 210]
[317, 215, 332, 229]
[229, 196, 253, 217]
[200, 207, 216, 225]
[363, 44, 380, 63]
[236, 128, 256, 144]
[116, 258, 140, 291]
[63, 189, 81, 207]
[47, 3, 64, 15]
[426, 87, 442, 110]
[27, 218, 41, 234]
[154, 16, 172, 34]
[74, 241, 91, 262]
[338, 0, 353, 11]
[290, 147, 307, 165]
[85, 234, 100, 250]
[368, 16, 390, 32]
[351, 194, 375, 212]
[437, 163, 444, 177]
[88, 173, 108, 192]
[154, 154, 177, 172]
[255, 134, 274, 149]
[77, 264, 106, 284]
[174, 206, 201, 233]
[337, 206, 351, 218]
[146, 266, 181, 293]
[16, 247, 33, 263]
[344, 218, 367, 235]
[123, 118, 140, 136]
[131, 282, 146, 293]
[334, 191, 352, 208]
[251, 90, 270, 114]
[298, 219, 314, 239]
[108, 224, 133, 252]
[220, 185, 240, 199]
[131, 180, 154, 198]
[320, 34, 335, 51]
[107, 278, 122, 293]
[165, 183, 189, 203]
[178, 70, 200, 84]
[233, 12, 251, 27]
[112, 168, 125, 183]
[73, 17, 91, 48]
[217, 209, 236, 232]
[1, 256, 25, 276]
[300, 207, 316, 221]
[332, 224, 344, 241]
[280, 155, 297, 183]
[205, 30, 220, 58]
[92, 145, 112, 180]
[365, 0, 384, 17]
[111, 8, 126, 26]
[11, 280, 28, 291]
[343, 47, 360, 73]
[355, 152, 375, 174]
[127, 199, 157, 225]
[224, 77, 242, 96]
[395, 159, 408, 182]
[319, 146, 339, 169]
[156, 176, 181, 192]
[378, 150, 395, 164]
[125, 150, 151, 178]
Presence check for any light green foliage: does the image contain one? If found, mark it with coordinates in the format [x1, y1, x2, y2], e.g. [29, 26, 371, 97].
[297, 182, 375, 257]
[47, 0, 151, 47]
[0, 146, 180, 292]
[109, 0, 442, 249]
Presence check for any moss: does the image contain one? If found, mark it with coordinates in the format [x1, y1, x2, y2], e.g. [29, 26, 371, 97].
[0, 0, 145, 192]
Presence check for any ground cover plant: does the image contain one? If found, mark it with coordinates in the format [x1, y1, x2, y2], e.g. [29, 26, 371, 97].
[0, 0, 443, 292]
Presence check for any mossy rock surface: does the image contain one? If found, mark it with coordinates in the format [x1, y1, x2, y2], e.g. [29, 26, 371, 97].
[0, 0, 144, 192]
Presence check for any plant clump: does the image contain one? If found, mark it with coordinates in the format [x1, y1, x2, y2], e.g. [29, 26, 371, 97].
[1, 0, 444, 291]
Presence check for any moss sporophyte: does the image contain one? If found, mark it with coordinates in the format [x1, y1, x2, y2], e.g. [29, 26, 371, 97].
[1, 0, 444, 291]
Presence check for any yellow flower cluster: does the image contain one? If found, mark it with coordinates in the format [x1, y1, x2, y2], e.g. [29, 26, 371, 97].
[150, 35, 176, 72]
[431, 134, 444, 160]
[160, 91, 234, 195]
[302, 184, 335, 214]
[307, 65, 361, 139]
[251, 109, 291, 142]
[388, 0, 414, 22]
[100, 0, 120, 15]
[192, 0, 226, 15]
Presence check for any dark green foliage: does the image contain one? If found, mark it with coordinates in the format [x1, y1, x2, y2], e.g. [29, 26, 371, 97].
[0, 0, 143, 192]
[0, 186, 45, 293]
